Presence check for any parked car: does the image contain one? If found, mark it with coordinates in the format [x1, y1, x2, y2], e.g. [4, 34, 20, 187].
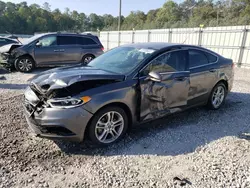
[0, 37, 18, 47]
[23, 43, 234, 145]
[0, 32, 104, 72]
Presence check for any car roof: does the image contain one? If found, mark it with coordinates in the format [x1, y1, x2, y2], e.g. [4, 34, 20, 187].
[121, 42, 206, 50]
[37, 32, 98, 38]
[121, 42, 183, 50]
[121, 42, 220, 56]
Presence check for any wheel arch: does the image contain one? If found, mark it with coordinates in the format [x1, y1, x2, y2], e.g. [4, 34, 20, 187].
[16, 54, 36, 65]
[214, 79, 228, 91]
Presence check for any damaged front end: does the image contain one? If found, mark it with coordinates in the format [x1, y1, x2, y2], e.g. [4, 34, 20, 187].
[23, 69, 124, 141]
[24, 78, 116, 114]
[0, 44, 22, 70]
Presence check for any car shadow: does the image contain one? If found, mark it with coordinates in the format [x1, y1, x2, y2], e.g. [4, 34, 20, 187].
[54, 91, 250, 156]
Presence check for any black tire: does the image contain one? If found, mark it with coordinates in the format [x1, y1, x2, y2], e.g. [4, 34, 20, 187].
[14, 56, 35, 73]
[82, 54, 95, 65]
[207, 82, 227, 110]
[88, 106, 128, 146]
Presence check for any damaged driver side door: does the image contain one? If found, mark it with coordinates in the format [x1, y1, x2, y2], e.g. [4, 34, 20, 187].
[139, 49, 190, 121]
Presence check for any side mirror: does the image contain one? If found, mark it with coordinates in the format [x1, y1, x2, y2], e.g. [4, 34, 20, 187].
[148, 71, 162, 82]
[35, 41, 42, 47]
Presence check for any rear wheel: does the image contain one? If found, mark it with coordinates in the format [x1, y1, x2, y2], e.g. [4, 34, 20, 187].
[82, 54, 95, 65]
[88, 106, 128, 145]
[15, 56, 35, 73]
[207, 82, 227, 110]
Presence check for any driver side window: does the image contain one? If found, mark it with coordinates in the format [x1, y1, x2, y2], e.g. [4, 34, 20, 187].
[37, 36, 57, 47]
[140, 50, 188, 76]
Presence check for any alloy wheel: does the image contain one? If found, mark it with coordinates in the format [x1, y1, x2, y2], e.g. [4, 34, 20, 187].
[18, 59, 33, 72]
[84, 56, 93, 64]
[95, 111, 124, 144]
[212, 85, 225, 108]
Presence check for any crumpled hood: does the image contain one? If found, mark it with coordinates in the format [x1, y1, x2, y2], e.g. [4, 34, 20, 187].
[30, 65, 125, 91]
[0, 43, 22, 53]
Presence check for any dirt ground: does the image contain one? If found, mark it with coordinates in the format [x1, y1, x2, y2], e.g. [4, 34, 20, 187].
[0, 67, 250, 188]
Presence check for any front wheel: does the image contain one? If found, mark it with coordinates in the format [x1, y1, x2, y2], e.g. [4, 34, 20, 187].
[15, 56, 35, 73]
[88, 106, 128, 145]
[207, 83, 227, 110]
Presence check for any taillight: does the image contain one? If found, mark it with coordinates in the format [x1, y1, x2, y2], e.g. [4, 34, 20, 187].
[232, 63, 235, 68]
[101, 47, 104, 51]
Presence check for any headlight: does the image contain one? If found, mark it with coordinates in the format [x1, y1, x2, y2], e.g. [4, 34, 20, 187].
[48, 96, 91, 109]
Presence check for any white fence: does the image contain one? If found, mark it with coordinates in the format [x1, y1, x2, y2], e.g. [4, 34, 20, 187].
[100, 26, 250, 67]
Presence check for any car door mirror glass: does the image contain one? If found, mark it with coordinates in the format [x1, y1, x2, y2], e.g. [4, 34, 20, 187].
[148, 71, 162, 82]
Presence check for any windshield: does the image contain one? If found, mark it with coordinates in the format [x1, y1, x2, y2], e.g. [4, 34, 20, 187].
[22, 34, 45, 45]
[88, 46, 155, 74]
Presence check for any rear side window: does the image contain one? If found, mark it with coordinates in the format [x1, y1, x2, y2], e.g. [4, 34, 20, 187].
[58, 36, 77, 45]
[205, 52, 218, 63]
[77, 37, 97, 45]
[141, 50, 188, 76]
[189, 49, 209, 68]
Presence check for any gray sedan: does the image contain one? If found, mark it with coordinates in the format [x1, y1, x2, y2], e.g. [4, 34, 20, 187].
[23, 43, 234, 145]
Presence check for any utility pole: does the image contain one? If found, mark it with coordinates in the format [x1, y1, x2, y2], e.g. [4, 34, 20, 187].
[217, 9, 219, 26]
[118, 0, 122, 31]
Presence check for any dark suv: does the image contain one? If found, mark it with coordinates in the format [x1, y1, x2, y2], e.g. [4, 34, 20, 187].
[0, 32, 104, 72]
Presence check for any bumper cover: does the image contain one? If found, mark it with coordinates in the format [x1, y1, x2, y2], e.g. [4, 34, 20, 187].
[23, 102, 93, 142]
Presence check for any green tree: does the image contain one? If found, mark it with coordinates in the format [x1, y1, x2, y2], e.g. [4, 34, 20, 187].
[1, 0, 250, 34]
[156, 0, 181, 28]
[122, 11, 146, 30]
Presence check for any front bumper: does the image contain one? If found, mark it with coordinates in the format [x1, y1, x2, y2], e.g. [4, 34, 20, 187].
[0, 53, 15, 70]
[23, 100, 93, 142]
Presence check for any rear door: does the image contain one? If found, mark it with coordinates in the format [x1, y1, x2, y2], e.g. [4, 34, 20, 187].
[139, 49, 190, 121]
[188, 49, 218, 105]
[57, 35, 82, 64]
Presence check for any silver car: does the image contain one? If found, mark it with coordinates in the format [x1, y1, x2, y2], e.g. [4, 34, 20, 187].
[0, 32, 104, 72]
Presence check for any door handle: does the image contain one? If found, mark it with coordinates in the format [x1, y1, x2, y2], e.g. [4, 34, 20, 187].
[54, 50, 60, 52]
[209, 68, 216, 73]
[59, 49, 65, 52]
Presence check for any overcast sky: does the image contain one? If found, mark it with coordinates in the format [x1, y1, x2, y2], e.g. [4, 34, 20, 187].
[2, 0, 183, 16]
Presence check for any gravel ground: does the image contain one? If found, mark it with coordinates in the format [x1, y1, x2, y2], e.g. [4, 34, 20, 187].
[0, 67, 250, 188]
